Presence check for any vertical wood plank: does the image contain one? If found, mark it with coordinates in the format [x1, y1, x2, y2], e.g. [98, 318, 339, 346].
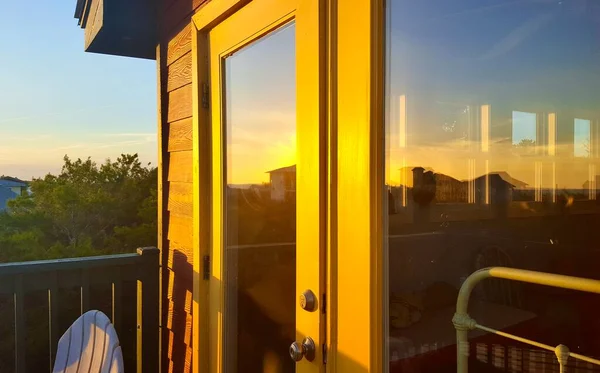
[48, 272, 59, 372]
[137, 247, 160, 373]
[80, 270, 90, 314]
[112, 267, 122, 338]
[157, 37, 170, 373]
[14, 275, 26, 373]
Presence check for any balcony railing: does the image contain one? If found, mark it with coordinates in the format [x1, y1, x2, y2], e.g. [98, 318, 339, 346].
[0, 247, 159, 373]
[454, 267, 600, 373]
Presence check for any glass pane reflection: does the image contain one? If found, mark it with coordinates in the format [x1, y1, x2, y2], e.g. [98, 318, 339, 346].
[224, 23, 296, 373]
[385, 1, 600, 372]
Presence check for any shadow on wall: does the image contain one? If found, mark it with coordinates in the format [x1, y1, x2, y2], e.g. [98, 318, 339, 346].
[162, 210, 195, 373]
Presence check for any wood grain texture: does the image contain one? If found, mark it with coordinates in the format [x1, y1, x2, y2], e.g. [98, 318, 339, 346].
[167, 214, 194, 259]
[165, 300, 193, 328]
[169, 181, 193, 204]
[183, 312, 193, 345]
[167, 213, 193, 236]
[167, 25, 192, 65]
[166, 293, 193, 316]
[167, 52, 192, 92]
[166, 269, 175, 302]
[166, 248, 194, 274]
[166, 300, 175, 330]
[166, 330, 175, 358]
[168, 118, 193, 152]
[168, 198, 193, 218]
[184, 346, 193, 373]
[83, 0, 103, 49]
[167, 85, 193, 123]
[167, 181, 193, 217]
[165, 270, 191, 305]
[167, 151, 193, 182]
[159, 2, 210, 373]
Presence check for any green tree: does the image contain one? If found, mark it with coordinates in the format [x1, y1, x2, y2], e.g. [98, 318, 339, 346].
[516, 138, 536, 147]
[0, 153, 157, 262]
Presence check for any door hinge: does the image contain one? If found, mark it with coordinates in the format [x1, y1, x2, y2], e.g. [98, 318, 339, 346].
[203, 255, 210, 280]
[322, 343, 327, 364]
[202, 82, 209, 109]
[322, 293, 326, 314]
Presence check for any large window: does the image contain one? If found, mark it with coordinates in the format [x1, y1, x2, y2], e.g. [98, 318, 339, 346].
[385, 1, 600, 372]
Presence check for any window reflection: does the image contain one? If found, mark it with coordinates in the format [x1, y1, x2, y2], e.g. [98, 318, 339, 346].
[574, 118, 591, 158]
[512, 111, 537, 147]
[224, 23, 296, 373]
[385, 1, 600, 372]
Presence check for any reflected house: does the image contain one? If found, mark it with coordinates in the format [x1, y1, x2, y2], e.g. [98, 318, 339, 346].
[472, 172, 527, 206]
[267, 165, 296, 201]
[430, 172, 465, 203]
[397, 167, 466, 204]
[582, 176, 599, 191]
[396, 167, 527, 208]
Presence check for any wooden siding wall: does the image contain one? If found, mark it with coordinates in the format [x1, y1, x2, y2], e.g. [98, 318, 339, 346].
[158, 0, 207, 372]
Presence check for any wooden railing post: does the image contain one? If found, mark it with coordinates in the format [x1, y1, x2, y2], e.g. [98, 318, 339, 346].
[14, 274, 25, 373]
[137, 247, 160, 373]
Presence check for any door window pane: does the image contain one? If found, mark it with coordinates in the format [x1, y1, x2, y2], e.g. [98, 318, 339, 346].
[223, 23, 296, 373]
[385, 1, 600, 372]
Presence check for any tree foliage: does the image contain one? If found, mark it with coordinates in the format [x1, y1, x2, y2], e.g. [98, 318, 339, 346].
[0, 154, 157, 262]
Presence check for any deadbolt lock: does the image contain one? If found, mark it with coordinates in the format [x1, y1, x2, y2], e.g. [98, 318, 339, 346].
[299, 289, 317, 312]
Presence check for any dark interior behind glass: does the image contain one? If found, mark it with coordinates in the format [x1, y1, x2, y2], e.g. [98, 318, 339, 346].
[386, 1, 600, 372]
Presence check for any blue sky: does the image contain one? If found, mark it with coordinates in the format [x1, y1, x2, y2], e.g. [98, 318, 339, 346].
[0, 2, 156, 179]
[574, 118, 591, 157]
[512, 111, 537, 145]
[226, 23, 295, 184]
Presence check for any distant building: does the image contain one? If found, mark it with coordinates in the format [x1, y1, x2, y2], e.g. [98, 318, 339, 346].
[473, 172, 528, 205]
[267, 165, 296, 201]
[0, 188, 18, 211]
[582, 175, 600, 190]
[0, 177, 29, 195]
[0, 177, 29, 211]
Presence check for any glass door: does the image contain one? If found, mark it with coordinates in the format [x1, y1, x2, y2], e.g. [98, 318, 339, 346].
[205, 1, 325, 372]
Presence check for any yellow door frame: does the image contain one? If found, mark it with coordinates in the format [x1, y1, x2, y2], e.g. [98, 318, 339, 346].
[191, 0, 388, 372]
[335, 1, 386, 373]
[190, 0, 327, 373]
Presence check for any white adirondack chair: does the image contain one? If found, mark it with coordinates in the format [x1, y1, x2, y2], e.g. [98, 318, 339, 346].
[53, 310, 124, 373]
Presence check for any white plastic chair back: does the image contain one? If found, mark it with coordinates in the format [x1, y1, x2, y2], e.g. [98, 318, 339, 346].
[53, 310, 124, 373]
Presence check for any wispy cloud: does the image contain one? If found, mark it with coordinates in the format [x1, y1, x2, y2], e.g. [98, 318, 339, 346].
[426, 1, 524, 22]
[480, 12, 554, 60]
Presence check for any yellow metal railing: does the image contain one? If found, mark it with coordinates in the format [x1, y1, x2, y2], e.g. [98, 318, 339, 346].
[453, 267, 600, 373]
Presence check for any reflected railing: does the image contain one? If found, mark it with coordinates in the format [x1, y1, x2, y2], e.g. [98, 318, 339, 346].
[453, 267, 600, 373]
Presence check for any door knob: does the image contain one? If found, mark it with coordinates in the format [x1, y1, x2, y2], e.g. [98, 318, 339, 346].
[289, 336, 316, 362]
